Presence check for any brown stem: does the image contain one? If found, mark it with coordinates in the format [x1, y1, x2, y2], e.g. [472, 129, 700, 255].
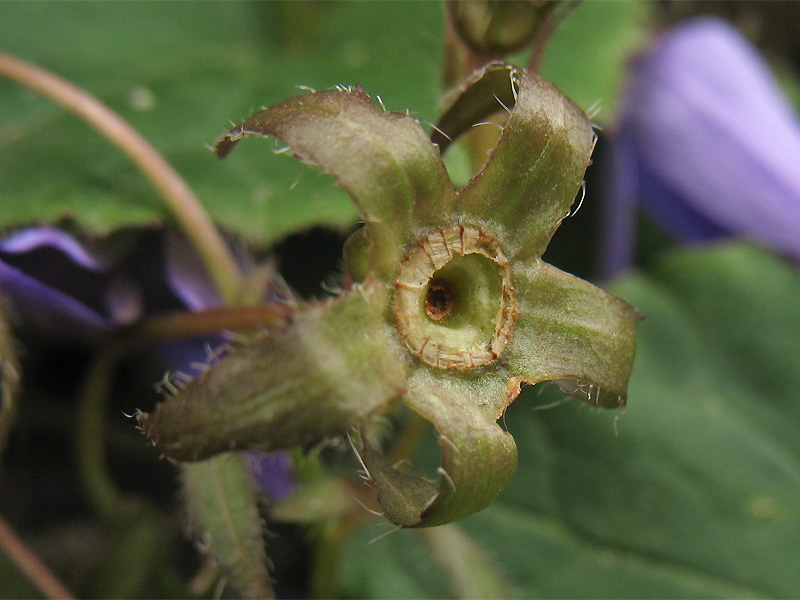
[122, 303, 295, 346]
[0, 513, 75, 600]
[0, 51, 243, 304]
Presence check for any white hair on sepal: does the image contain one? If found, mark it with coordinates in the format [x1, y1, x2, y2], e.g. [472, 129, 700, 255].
[437, 467, 456, 492]
[188, 342, 231, 374]
[172, 371, 192, 384]
[352, 493, 385, 519]
[295, 84, 317, 93]
[272, 145, 293, 156]
[153, 371, 184, 398]
[320, 277, 343, 297]
[510, 70, 520, 103]
[493, 93, 513, 115]
[533, 393, 572, 411]
[472, 121, 504, 131]
[586, 98, 602, 121]
[425, 120, 452, 141]
[289, 166, 305, 191]
[347, 432, 372, 481]
[438, 434, 459, 455]
[565, 180, 587, 219]
[367, 525, 401, 545]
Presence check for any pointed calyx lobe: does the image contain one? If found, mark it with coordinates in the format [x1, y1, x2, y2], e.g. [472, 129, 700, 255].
[142, 64, 638, 530]
[437, 62, 596, 260]
[215, 87, 454, 279]
[140, 280, 407, 462]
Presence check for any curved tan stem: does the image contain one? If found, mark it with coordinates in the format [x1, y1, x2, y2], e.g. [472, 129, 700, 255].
[0, 513, 75, 600]
[0, 51, 243, 303]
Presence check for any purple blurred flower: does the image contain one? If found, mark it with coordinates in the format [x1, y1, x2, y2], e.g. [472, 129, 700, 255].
[1, 227, 128, 337]
[601, 17, 800, 276]
[0, 225, 295, 498]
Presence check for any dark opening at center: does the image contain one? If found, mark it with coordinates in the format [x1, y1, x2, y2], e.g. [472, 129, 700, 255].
[425, 278, 454, 322]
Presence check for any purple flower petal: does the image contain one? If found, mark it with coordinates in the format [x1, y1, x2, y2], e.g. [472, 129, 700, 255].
[0, 227, 108, 271]
[105, 276, 144, 326]
[598, 130, 642, 279]
[0, 260, 113, 335]
[248, 451, 297, 501]
[606, 17, 800, 273]
[0, 228, 116, 335]
[0, 224, 296, 497]
[165, 233, 223, 310]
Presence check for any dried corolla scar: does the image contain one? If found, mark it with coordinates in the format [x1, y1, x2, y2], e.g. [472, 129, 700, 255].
[393, 225, 516, 370]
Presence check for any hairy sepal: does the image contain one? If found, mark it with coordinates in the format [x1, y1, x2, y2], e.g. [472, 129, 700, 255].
[182, 454, 274, 599]
[507, 261, 641, 408]
[436, 62, 596, 260]
[215, 88, 455, 279]
[362, 370, 518, 528]
[140, 279, 407, 462]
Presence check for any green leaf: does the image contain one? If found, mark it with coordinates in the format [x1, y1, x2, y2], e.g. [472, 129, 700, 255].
[340, 243, 800, 597]
[417, 524, 510, 599]
[0, 2, 445, 243]
[339, 523, 510, 599]
[540, 0, 653, 123]
[182, 454, 273, 599]
[140, 279, 406, 462]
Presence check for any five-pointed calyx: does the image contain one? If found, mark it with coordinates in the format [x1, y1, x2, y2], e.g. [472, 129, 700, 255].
[141, 62, 640, 529]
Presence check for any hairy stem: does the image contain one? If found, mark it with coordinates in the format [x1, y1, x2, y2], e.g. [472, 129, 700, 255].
[0, 51, 243, 303]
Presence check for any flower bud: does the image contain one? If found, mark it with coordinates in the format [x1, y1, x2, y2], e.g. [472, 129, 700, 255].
[446, 0, 559, 57]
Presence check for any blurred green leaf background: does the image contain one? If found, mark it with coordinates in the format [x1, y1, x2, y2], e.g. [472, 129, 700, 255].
[0, 1, 647, 245]
[2, 2, 799, 598]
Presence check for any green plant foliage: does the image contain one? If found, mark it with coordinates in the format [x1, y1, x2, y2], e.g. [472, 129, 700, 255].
[340, 243, 800, 598]
[0, 554, 44, 600]
[0, 1, 649, 243]
[540, 0, 652, 121]
[0, 2, 444, 243]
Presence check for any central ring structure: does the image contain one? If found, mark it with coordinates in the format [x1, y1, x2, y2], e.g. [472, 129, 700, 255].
[393, 225, 517, 370]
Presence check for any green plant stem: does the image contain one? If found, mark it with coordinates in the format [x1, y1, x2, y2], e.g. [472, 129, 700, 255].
[0, 51, 243, 304]
[76, 345, 128, 521]
[311, 519, 349, 600]
[387, 412, 430, 466]
[0, 512, 75, 600]
[526, 1, 580, 73]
